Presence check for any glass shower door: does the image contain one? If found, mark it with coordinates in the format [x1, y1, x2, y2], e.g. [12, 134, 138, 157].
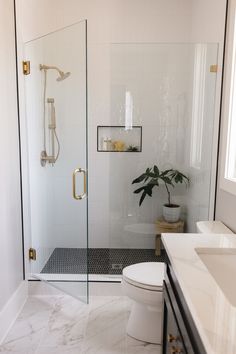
[24, 20, 88, 302]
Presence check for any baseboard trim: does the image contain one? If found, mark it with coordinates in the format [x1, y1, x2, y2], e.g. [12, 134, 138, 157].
[0, 281, 28, 344]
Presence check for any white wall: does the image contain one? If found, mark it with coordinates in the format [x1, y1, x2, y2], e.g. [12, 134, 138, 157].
[17, 0, 227, 263]
[17, 0, 192, 43]
[0, 0, 26, 341]
[190, 0, 227, 43]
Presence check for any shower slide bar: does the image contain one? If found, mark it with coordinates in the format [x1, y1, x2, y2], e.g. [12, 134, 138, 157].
[40, 98, 60, 166]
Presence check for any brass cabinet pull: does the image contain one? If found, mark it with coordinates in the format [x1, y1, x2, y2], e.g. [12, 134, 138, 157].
[168, 334, 178, 343]
[73, 168, 87, 200]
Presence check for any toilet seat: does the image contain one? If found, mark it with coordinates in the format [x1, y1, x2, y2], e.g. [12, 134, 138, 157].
[123, 262, 165, 291]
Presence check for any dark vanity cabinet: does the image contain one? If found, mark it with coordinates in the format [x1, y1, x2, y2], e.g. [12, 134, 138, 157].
[162, 260, 207, 354]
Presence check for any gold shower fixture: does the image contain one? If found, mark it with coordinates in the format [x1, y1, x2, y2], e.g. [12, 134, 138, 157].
[39, 63, 71, 166]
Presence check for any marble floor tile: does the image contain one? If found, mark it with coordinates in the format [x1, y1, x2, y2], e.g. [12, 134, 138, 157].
[0, 295, 162, 354]
[125, 336, 161, 354]
[0, 296, 57, 354]
[82, 297, 130, 354]
[35, 347, 82, 354]
[38, 295, 89, 350]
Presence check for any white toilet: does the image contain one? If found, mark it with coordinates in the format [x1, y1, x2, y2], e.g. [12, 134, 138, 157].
[196, 220, 233, 234]
[123, 221, 233, 344]
[122, 262, 165, 344]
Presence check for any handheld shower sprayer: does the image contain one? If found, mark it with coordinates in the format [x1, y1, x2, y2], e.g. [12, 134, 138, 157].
[40, 63, 69, 166]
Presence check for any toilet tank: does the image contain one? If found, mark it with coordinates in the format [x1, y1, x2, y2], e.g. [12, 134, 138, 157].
[196, 221, 233, 234]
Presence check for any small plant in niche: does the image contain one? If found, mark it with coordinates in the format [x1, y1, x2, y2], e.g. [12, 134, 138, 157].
[132, 166, 189, 222]
[126, 145, 139, 152]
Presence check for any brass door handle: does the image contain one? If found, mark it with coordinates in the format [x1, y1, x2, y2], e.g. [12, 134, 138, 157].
[73, 168, 87, 200]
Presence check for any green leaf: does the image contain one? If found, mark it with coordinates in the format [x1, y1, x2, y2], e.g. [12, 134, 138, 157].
[161, 169, 173, 176]
[139, 191, 146, 206]
[162, 176, 172, 185]
[134, 186, 145, 194]
[181, 172, 189, 180]
[174, 175, 181, 183]
[148, 178, 158, 186]
[132, 173, 146, 184]
[145, 185, 153, 197]
[148, 172, 156, 178]
[153, 165, 159, 175]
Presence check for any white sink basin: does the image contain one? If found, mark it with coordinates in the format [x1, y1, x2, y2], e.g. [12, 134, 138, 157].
[195, 248, 236, 307]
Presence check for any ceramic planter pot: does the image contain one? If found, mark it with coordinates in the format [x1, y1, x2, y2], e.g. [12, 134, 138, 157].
[163, 204, 181, 223]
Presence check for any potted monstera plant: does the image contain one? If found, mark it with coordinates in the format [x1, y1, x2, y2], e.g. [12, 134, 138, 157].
[132, 166, 189, 222]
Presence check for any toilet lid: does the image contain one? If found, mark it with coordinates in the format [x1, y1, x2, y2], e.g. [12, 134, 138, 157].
[123, 262, 165, 290]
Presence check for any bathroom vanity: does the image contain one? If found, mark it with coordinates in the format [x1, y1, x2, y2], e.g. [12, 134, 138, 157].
[161, 233, 236, 354]
[162, 254, 206, 353]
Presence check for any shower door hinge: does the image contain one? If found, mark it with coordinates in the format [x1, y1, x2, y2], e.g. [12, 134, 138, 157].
[210, 64, 218, 73]
[22, 61, 30, 75]
[29, 248, 36, 261]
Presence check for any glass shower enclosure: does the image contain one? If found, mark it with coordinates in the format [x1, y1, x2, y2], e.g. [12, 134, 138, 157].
[23, 20, 219, 297]
[24, 20, 88, 301]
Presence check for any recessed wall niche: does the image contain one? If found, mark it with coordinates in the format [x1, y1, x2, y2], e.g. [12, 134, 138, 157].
[97, 126, 142, 152]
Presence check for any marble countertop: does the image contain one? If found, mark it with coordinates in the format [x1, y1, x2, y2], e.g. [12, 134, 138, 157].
[161, 233, 236, 354]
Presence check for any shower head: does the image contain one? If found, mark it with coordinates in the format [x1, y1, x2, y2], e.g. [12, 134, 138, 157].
[56, 71, 71, 81]
[40, 64, 71, 82]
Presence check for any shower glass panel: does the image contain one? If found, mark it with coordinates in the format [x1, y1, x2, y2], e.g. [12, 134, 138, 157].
[88, 43, 218, 277]
[24, 21, 88, 301]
